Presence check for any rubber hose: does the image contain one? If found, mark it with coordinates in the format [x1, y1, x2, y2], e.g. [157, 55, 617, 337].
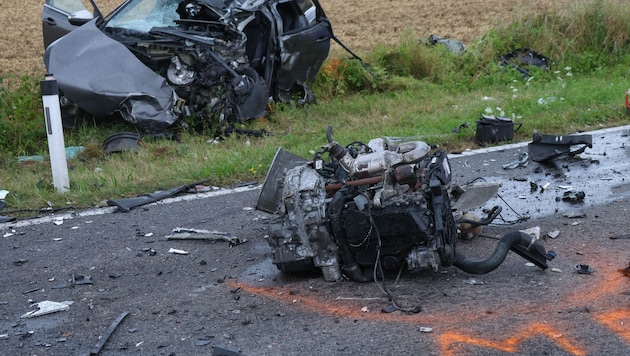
[453, 230, 533, 274]
[329, 190, 370, 282]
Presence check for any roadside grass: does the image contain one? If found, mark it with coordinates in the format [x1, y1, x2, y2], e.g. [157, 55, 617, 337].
[1, 1, 629, 216]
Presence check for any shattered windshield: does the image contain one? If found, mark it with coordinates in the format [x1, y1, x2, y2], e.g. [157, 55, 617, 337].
[105, 0, 181, 33]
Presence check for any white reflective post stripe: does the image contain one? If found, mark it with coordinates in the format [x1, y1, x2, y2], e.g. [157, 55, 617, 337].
[41, 73, 70, 193]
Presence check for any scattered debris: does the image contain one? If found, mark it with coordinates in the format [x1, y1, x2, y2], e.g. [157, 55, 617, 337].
[212, 345, 241, 356]
[547, 229, 560, 239]
[574, 264, 594, 274]
[13, 259, 28, 266]
[71, 274, 93, 285]
[465, 278, 484, 285]
[0, 190, 8, 200]
[21, 300, 74, 318]
[499, 48, 550, 78]
[166, 228, 245, 246]
[419, 327, 433, 333]
[361, 306, 369, 312]
[528, 133, 593, 162]
[168, 248, 189, 255]
[503, 152, 529, 169]
[610, 234, 630, 240]
[195, 339, 213, 346]
[475, 115, 521, 145]
[53, 217, 64, 225]
[89, 311, 129, 355]
[425, 34, 466, 54]
[562, 191, 585, 203]
[107, 179, 212, 212]
[520, 226, 541, 240]
[551, 267, 563, 273]
[103, 132, 141, 154]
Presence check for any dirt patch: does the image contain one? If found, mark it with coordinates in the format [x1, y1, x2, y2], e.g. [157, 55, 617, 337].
[2, 0, 571, 78]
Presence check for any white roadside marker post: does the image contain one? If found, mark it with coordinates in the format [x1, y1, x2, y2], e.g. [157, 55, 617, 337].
[41, 73, 69, 193]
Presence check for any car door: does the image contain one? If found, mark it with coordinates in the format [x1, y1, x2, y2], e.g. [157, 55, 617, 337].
[273, 0, 332, 99]
[42, 0, 95, 49]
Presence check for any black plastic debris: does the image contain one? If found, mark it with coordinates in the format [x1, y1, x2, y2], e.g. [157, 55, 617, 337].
[425, 34, 466, 54]
[562, 190, 585, 203]
[476, 115, 522, 145]
[212, 345, 241, 356]
[72, 274, 93, 285]
[528, 133, 593, 162]
[107, 179, 211, 212]
[574, 264, 594, 274]
[90, 311, 129, 355]
[499, 48, 551, 78]
[103, 132, 142, 154]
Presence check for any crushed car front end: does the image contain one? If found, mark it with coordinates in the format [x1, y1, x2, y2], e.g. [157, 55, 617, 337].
[42, 0, 332, 132]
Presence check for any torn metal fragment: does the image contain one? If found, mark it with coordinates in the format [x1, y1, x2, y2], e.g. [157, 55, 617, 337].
[166, 228, 245, 245]
[90, 311, 129, 355]
[21, 300, 74, 318]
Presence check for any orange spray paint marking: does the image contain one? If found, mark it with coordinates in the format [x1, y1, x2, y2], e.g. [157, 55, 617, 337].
[437, 323, 585, 356]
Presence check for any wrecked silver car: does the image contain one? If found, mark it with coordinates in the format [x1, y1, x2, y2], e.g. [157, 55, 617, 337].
[42, 0, 332, 132]
[257, 127, 555, 282]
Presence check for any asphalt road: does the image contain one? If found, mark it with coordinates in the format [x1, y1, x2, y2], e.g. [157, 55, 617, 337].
[1, 126, 629, 356]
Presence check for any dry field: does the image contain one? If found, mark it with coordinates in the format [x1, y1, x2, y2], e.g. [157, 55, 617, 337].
[1, 0, 577, 78]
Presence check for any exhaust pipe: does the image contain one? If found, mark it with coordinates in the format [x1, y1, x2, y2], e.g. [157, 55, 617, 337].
[454, 231, 555, 274]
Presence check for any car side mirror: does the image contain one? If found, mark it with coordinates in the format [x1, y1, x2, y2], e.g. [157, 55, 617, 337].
[68, 9, 94, 26]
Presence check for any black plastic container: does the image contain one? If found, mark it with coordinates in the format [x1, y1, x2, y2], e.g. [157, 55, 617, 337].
[475, 115, 522, 145]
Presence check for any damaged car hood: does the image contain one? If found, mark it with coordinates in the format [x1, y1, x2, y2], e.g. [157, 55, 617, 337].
[42, 0, 332, 133]
[44, 20, 180, 132]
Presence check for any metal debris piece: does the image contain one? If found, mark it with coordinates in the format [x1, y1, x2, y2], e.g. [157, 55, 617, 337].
[465, 278, 484, 285]
[419, 327, 433, 333]
[21, 300, 74, 318]
[212, 345, 241, 356]
[610, 234, 630, 240]
[547, 229, 560, 239]
[502, 152, 529, 169]
[89, 311, 129, 355]
[520, 226, 541, 240]
[168, 248, 189, 255]
[196, 339, 213, 346]
[574, 264, 594, 274]
[166, 228, 245, 246]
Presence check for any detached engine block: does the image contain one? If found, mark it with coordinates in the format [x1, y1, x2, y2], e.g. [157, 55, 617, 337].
[258, 127, 555, 282]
